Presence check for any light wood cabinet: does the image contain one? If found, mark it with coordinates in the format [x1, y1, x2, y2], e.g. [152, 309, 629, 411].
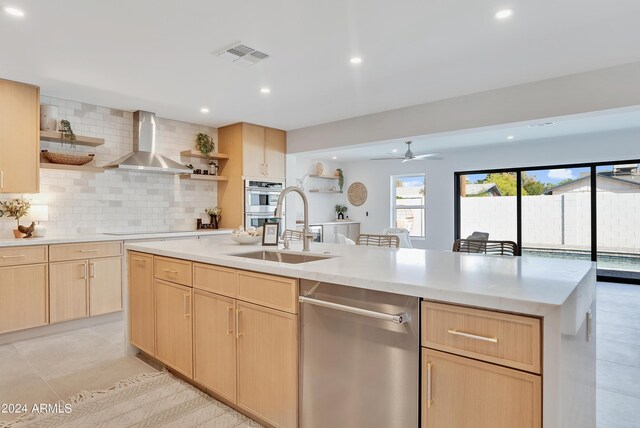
[50, 261, 89, 323]
[218, 122, 286, 229]
[422, 348, 541, 428]
[128, 252, 155, 355]
[89, 257, 122, 316]
[237, 301, 298, 428]
[193, 290, 237, 402]
[0, 245, 47, 267]
[155, 279, 193, 377]
[0, 79, 40, 193]
[49, 242, 123, 324]
[0, 263, 48, 334]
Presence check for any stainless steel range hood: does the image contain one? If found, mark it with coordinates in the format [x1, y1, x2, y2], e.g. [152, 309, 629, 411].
[104, 111, 191, 174]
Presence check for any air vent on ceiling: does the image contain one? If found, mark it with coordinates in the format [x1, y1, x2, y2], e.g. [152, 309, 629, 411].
[528, 121, 556, 128]
[216, 42, 270, 66]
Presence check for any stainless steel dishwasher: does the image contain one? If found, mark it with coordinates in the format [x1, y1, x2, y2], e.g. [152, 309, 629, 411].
[299, 279, 419, 428]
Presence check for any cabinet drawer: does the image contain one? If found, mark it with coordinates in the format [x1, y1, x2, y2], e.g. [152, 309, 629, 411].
[154, 256, 192, 286]
[422, 301, 541, 374]
[0, 245, 47, 266]
[49, 241, 122, 262]
[237, 271, 297, 313]
[193, 263, 237, 297]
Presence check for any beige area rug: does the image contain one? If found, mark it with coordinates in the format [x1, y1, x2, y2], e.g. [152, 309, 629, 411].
[1, 371, 263, 428]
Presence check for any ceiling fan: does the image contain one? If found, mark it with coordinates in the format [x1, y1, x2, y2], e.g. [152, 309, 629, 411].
[370, 141, 441, 162]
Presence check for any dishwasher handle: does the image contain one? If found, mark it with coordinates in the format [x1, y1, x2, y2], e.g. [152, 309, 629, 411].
[299, 295, 409, 324]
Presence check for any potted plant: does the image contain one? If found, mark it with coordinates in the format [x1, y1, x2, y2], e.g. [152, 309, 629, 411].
[335, 168, 344, 192]
[0, 197, 31, 238]
[205, 206, 222, 229]
[335, 204, 347, 220]
[58, 119, 77, 148]
[196, 133, 215, 158]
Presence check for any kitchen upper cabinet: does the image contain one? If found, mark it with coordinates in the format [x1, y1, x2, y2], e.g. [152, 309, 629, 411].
[236, 301, 298, 428]
[0, 79, 40, 193]
[0, 263, 48, 334]
[239, 123, 286, 180]
[264, 127, 286, 179]
[193, 290, 237, 403]
[50, 261, 89, 323]
[155, 279, 193, 377]
[129, 252, 155, 355]
[422, 348, 541, 428]
[89, 257, 122, 316]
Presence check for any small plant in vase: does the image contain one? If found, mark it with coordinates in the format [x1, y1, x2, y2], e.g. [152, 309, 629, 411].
[0, 197, 32, 238]
[58, 119, 77, 148]
[196, 133, 215, 158]
[205, 207, 222, 229]
[335, 204, 347, 220]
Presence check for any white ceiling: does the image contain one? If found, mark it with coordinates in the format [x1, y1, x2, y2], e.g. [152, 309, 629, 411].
[296, 107, 640, 161]
[2, 0, 640, 130]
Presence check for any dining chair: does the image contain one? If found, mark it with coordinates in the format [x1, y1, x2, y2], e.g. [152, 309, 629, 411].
[281, 229, 304, 241]
[336, 233, 356, 245]
[356, 234, 400, 248]
[452, 239, 518, 256]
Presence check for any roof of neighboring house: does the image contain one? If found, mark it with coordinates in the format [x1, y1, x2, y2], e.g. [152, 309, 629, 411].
[466, 183, 501, 196]
[544, 173, 640, 194]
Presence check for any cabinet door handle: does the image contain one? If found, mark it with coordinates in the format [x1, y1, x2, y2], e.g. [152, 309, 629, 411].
[89, 262, 95, 278]
[184, 294, 191, 318]
[235, 309, 243, 339]
[447, 329, 498, 343]
[586, 308, 593, 342]
[78, 249, 99, 253]
[265, 163, 270, 176]
[131, 257, 146, 263]
[226, 306, 233, 335]
[162, 268, 178, 274]
[81, 263, 87, 279]
[1, 254, 25, 259]
[427, 362, 433, 409]
[0, 171, 4, 189]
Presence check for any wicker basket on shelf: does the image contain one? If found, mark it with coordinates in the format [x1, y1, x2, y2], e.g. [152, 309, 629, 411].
[41, 150, 95, 166]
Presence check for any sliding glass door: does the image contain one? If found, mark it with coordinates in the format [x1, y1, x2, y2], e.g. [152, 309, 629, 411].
[455, 159, 640, 283]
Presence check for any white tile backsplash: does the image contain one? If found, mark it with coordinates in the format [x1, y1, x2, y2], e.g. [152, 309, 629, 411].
[1, 96, 219, 237]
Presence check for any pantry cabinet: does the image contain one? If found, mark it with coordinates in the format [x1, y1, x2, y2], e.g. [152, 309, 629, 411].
[0, 79, 40, 193]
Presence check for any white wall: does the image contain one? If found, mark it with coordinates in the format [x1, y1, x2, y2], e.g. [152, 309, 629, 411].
[0, 96, 219, 237]
[339, 128, 640, 250]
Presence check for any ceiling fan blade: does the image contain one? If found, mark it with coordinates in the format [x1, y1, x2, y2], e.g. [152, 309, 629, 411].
[370, 156, 405, 160]
[413, 153, 441, 159]
[401, 158, 413, 163]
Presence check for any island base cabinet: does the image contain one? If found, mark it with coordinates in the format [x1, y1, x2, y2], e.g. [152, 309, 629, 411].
[237, 301, 297, 428]
[129, 252, 155, 355]
[0, 264, 48, 334]
[422, 349, 541, 428]
[193, 291, 237, 403]
[155, 279, 193, 377]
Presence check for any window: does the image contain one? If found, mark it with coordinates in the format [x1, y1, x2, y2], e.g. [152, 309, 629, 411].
[392, 174, 425, 238]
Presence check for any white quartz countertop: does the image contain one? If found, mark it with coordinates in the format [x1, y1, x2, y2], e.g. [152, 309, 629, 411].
[125, 236, 595, 316]
[0, 229, 232, 247]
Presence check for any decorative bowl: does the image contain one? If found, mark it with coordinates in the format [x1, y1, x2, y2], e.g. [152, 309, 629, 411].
[42, 151, 95, 166]
[230, 234, 262, 245]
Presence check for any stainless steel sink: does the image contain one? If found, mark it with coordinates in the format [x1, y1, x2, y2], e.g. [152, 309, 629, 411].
[230, 250, 334, 264]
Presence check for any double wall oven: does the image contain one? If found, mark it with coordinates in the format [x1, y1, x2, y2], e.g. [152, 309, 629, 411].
[244, 179, 285, 228]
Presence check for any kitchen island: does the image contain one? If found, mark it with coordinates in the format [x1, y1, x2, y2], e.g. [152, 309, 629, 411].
[125, 236, 596, 428]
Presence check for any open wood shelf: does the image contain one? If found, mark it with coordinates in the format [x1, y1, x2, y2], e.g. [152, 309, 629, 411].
[180, 150, 229, 160]
[40, 130, 105, 147]
[40, 163, 105, 173]
[309, 174, 339, 180]
[308, 189, 342, 193]
[179, 174, 229, 182]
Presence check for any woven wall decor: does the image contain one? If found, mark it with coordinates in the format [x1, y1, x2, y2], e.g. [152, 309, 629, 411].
[347, 182, 368, 206]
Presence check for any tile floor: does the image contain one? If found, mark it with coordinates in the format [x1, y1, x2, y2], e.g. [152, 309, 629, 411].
[0, 282, 638, 426]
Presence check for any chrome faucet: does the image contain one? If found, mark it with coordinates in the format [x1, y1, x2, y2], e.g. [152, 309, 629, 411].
[275, 186, 313, 252]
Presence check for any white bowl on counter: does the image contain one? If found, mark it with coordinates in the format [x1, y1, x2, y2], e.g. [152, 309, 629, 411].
[230, 234, 262, 245]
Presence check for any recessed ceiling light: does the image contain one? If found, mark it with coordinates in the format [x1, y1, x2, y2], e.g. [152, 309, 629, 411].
[4, 6, 25, 17]
[200, 107, 210, 113]
[507, 135, 514, 140]
[350, 57, 362, 64]
[260, 87, 271, 94]
[332, 156, 337, 160]
[495, 9, 513, 20]
[392, 149, 398, 153]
